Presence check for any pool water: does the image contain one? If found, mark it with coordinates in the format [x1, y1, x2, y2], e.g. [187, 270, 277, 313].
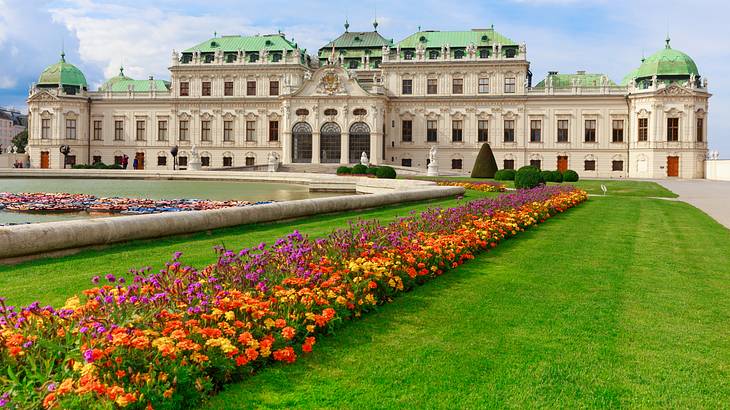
[0, 178, 342, 224]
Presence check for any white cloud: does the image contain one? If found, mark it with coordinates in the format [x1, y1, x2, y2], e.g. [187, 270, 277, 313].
[0, 75, 16, 89]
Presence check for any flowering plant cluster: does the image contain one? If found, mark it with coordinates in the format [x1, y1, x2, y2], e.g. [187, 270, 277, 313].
[435, 181, 507, 192]
[0, 186, 586, 409]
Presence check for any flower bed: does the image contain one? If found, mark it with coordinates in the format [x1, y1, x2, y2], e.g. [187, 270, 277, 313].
[0, 186, 587, 409]
[435, 181, 507, 192]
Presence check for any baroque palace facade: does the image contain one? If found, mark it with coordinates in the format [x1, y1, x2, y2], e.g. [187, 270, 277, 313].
[26, 22, 710, 178]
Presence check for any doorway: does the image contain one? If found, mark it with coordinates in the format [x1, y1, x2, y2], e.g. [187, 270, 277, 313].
[557, 156, 568, 172]
[40, 151, 50, 169]
[135, 152, 145, 170]
[667, 156, 679, 177]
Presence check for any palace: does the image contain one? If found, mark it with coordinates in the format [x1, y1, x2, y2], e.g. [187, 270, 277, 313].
[26, 22, 710, 178]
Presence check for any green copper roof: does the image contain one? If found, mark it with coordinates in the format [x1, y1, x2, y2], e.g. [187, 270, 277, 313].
[99, 66, 133, 91]
[321, 31, 393, 50]
[534, 72, 617, 88]
[397, 28, 517, 49]
[633, 38, 699, 79]
[184, 34, 298, 53]
[99, 75, 170, 93]
[620, 68, 640, 86]
[37, 53, 88, 88]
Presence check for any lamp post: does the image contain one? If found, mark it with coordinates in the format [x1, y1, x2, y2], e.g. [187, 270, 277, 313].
[59, 144, 71, 169]
[170, 145, 178, 171]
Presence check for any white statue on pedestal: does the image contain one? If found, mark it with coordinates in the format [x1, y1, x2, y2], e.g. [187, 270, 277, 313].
[188, 144, 201, 170]
[427, 146, 439, 176]
[360, 152, 369, 166]
[267, 151, 279, 172]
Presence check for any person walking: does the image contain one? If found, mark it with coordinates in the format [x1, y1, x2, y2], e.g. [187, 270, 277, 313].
[132, 157, 138, 170]
[122, 154, 128, 169]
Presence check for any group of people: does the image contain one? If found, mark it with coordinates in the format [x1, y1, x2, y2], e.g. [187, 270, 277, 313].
[117, 154, 143, 170]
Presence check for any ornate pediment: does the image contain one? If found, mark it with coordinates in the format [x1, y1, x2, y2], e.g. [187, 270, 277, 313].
[316, 69, 345, 96]
[28, 90, 59, 103]
[290, 66, 376, 99]
[656, 84, 694, 96]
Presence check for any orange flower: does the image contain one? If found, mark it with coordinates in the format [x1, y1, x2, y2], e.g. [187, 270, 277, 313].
[281, 326, 296, 340]
[245, 347, 259, 361]
[274, 318, 287, 328]
[163, 388, 175, 398]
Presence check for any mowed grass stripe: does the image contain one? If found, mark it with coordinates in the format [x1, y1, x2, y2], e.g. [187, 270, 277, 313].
[200, 197, 730, 409]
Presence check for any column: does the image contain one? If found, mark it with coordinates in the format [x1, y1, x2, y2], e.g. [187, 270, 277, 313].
[282, 131, 292, 164]
[370, 132, 382, 165]
[340, 132, 349, 164]
[311, 130, 320, 164]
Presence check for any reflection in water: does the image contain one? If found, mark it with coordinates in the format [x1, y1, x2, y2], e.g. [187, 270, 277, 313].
[0, 178, 345, 224]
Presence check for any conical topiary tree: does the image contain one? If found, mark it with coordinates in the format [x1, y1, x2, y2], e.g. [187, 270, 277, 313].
[470, 143, 498, 178]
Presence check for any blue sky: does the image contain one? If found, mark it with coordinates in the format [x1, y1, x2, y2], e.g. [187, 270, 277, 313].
[1, 0, 728, 154]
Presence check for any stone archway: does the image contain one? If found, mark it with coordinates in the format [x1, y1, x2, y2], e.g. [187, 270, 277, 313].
[292, 122, 312, 163]
[320, 122, 341, 164]
[349, 122, 370, 164]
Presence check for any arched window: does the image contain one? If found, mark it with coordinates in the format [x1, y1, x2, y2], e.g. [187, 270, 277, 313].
[271, 53, 282, 62]
[479, 48, 489, 59]
[248, 53, 259, 63]
[320, 122, 341, 164]
[454, 49, 465, 59]
[429, 50, 440, 60]
[349, 122, 371, 164]
[292, 122, 312, 163]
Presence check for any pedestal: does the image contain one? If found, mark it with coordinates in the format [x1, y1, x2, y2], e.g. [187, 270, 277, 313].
[427, 162, 439, 177]
[188, 160, 201, 171]
[267, 161, 278, 172]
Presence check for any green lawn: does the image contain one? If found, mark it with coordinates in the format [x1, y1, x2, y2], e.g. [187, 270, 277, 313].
[200, 195, 729, 409]
[409, 176, 678, 198]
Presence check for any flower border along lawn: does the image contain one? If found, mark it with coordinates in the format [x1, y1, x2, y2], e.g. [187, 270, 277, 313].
[0, 186, 587, 409]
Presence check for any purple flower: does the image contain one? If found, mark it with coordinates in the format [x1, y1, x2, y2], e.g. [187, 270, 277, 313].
[47, 383, 57, 392]
[105, 274, 116, 283]
[83, 349, 94, 363]
[79, 326, 88, 333]
[0, 392, 10, 407]
[91, 276, 100, 284]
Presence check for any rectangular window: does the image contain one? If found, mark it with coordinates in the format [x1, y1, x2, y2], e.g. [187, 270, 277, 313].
[504, 120, 515, 142]
[478, 120, 489, 142]
[158, 120, 168, 141]
[402, 79, 413, 95]
[584, 160, 596, 171]
[93, 120, 102, 140]
[452, 120, 463, 142]
[584, 119, 596, 142]
[427, 79, 437, 94]
[179, 82, 189, 96]
[92, 155, 102, 164]
[179, 120, 189, 141]
[202, 81, 211, 96]
[612, 160, 624, 171]
[402, 120, 412, 142]
[201, 120, 211, 142]
[136, 120, 145, 141]
[246, 121, 256, 142]
[41, 119, 50, 139]
[503, 159, 515, 170]
[504, 77, 516, 93]
[269, 121, 279, 142]
[178, 156, 187, 167]
[557, 119, 569, 142]
[697, 118, 704, 142]
[452, 78, 463, 94]
[245, 157, 255, 166]
[224, 81, 234, 96]
[530, 159, 541, 169]
[451, 159, 463, 170]
[478, 78, 489, 94]
[157, 156, 167, 166]
[667, 118, 679, 141]
[247, 81, 256, 96]
[612, 119, 624, 142]
[114, 120, 124, 141]
[401, 158, 412, 167]
[223, 156, 233, 167]
[638, 118, 648, 142]
[223, 120, 234, 142]
[530, 120, 542, 142]
[65, 119, 77, 139]
[201, 156, 210, 167]
[427, 120, 438, 142]
[269, 81, 279, 96]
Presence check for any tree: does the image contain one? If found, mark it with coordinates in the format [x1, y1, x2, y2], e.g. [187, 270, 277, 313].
[470, 143, 498, 178]
[12, 130, 28, 153]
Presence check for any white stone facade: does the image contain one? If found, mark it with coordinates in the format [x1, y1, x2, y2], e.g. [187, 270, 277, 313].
[26, 36, 710, 179]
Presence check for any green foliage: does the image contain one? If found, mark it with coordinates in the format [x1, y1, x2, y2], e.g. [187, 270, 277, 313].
[352, 164, 368, 175]
[11, 130, 28, 153]
[72, 162, 122, 170]
[515, 166, 544, 189]
[540, 170, 553, 182]
[375, 166, 397, 179]
[336, 166, 352, 175]
[366, 167, 379, 176]
[563, 169, 580, 182]
[494, 169, 516, 181]
[551, 171, 563, 183]
[470, 143, 498, 178]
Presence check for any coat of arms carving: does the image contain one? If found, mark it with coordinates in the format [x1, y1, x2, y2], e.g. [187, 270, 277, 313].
[317, 69, 344, 95]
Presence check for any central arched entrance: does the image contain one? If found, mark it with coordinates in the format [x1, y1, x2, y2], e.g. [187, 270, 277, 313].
[349, 122, 370, 164]
[292, 122, 312, 163]
[320, 122, 341, 164]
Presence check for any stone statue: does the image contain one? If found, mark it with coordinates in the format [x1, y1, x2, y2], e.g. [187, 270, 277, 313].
[267, 151, 279, 172]
[360, 152, 369, 166]
[703, 78, 708, 88]
[427, 146, 439, 176]
[519, 42, 526, 56]
[190, 144, 199, 159]
[429, 146, 438, 164]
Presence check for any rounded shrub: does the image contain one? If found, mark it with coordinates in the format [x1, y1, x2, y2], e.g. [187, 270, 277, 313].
[366, 166, 379, 176]
[375, 165, 397, 179]
[550, 170, 563, 183]
[336, 166, 352, 175]
[540, 170, 553, 182]
[515, 166, 543, 189]
[562, 169, 579, 182]
[494, 169, 516, 181]
[352, 164, 368, 175]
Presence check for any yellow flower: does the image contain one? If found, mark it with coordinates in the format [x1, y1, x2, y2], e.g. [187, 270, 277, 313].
[225, 311, 235, 321]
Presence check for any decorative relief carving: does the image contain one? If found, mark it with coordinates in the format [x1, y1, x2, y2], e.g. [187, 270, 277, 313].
[316, 69, 345, 96]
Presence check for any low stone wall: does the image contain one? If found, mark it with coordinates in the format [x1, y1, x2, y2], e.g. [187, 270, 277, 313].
[706, 160, 730, 181]
[0, 170, 464, 260]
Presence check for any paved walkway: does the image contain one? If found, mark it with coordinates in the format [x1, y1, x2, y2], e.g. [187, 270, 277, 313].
[657, 179, 730, 229]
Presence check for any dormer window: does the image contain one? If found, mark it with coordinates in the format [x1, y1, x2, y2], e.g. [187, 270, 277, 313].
[481, 35, 488, 42]
[349, 60, 359, 69]
[225, 53, 237, 63]
[204, 54, 214, 63]
[479, 48, 489, 59]
[404, 50, 414, 60]
[505, 48, 516, 58]
[265, 40, 273, 46]
[429, 50, 440, 60]
[271, 53, 282, 62]
[354, 36, 361, 42]
[419, 36, 427, 42]
[249, 53, 259, 63]
[210, 41, 219, 48]
[454, 49, 465, 59]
